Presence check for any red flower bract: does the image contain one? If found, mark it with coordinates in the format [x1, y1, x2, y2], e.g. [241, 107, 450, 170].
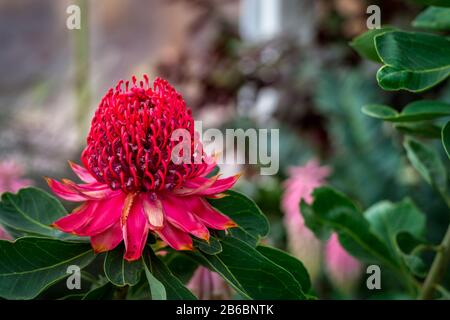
[47, 76, 238, 261]
[82, 76, 203, 192]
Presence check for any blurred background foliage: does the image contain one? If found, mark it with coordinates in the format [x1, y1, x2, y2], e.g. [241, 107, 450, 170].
[1, 0, 449, 299]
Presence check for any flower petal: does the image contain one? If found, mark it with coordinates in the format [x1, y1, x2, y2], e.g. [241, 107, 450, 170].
[46, 177, 89, 202]
[185, 196, 236, 230]
[173, 175, 219, 196]
[46, 177, 118, 202]
[69, 161, 97, 183]
[200, 155, 218, 177]
[198, 174, 240, 195]
[142, 195, 164, 229]
[52, 201, 99, 233]
[75, 193, 126, 236]
[62, 179, 120, 200]
[205, 193, 228, 199]
[155, 222, 193, 251]
[122, 195, 149, 261]
[161, 196, 210, 240]
[90, 221, 123, 253]
[177, 174, 240, 196]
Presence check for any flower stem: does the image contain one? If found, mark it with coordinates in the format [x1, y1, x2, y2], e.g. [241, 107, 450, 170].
[419, 224, 450, 300]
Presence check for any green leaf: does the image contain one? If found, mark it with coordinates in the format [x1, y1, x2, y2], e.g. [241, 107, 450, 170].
[362, 101, 450, 122]
[413, 7, 450, 31]
[362, 101, 446, 138]
[196, 237, 306, 300]
[300, 197, 332, 240]
[404, 138, 447, 194]
[82, 282, 114, 300]
[301, 187, 399, 269]
[442, 120, 450, 159]
[104, 244, 142, 287]
[126, 276, 151, 300]
[194, 237, 222, 255]
[0, 237, 95, 299]
[142, 248, 196, 300]
[143, 268, 166, 300]
[377, 65, 450, 92]
[394, 122, 442, 138]
[59, 293, 85, 300]
[362, 104, 398, 120]
[365, 199, 426, 254]
[411, 0, 450, 7]
[397, 231, 428, 253]
[187, 252, 250, 298]
[208, 191, 269, 247]
[402, 254, 428, 277]
[396, 232, 429, 277]
[375, 31, 450, 92]
[257, 245, 311, 293]
[141, 253, 167, 300]
[166, 253, 198, 283]
[401, 101, 450, 121]
[350, 27, 395, 62]
[0, 187, 67, 238]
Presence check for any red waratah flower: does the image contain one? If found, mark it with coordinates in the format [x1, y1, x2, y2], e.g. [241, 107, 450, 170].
[47, 76, 239, 261]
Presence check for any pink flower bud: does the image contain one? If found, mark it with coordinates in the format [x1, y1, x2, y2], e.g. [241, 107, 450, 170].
[187, 267, 232, 300]
[325, 233, 362, 294]
[281, 160, 330, 280]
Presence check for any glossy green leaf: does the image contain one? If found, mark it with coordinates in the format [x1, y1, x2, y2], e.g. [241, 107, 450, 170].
[350, 27, 395, 62]
[59, 293, 84, 300]
[375, 31, 450, 92]
[166, 254, 198, 284]
[442, 120, 450, 159]
[257, 245, 311, 293]
[0, 187, 67, 238]
[142, 248, 196, 300]
[82, 282, 114, 300]
[196, 237, 306, 299]
[189, 252, 250, 299]
[208, 190, 269, 247]
[397, 231, 428, 253]
[402, 254, 428, 277]
[362, 104, 398, 120]
[104, 244, 142, 287]
[376, 32, 450, 70]
[377, 65, 450, 92]
[0, 237, 95, 299]
[394, 122, 442, 138]
[144, 268, 166, 300]
[411, 0, 450, 7]
[299, 198, 332, 240]
[362, 101, 450, 122]
[396, 232, 429, 277]
[126, 277, 151, 300]
[194, 237, 222, 255]
[365, 199, 426, 255]
[301, 187, 399, 269]
[404, 138, 447, 194]
[413, 7, 450, 30]
[142, 252, 166, 300]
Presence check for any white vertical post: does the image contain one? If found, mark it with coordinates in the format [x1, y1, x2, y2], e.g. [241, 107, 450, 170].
[240, 0, 282, 43]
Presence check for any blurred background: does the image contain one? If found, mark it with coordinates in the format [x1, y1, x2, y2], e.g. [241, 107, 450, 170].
[1, 0, 449, 299]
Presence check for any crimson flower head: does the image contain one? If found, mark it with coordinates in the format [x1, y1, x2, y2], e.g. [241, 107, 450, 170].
[47, 76, 238, 261]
